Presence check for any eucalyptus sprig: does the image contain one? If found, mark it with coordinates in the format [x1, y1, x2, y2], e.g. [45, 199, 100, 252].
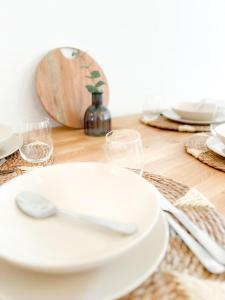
[81, 64, 105, 93]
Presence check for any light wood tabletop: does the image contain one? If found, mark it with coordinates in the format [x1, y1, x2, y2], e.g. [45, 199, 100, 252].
[52, 114, 225, 216]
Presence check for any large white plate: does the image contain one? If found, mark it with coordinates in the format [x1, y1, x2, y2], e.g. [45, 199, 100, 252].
[163, 110, 225, 125]
[206, 136, 225, 158]
[0, 212, 168, 300]
[0, 133, 22, 160]
[0, 162, 160, 273]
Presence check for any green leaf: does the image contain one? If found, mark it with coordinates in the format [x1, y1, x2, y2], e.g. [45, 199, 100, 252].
[85, 85, 97, 93]
[95, 80, 105, 88]
[90, 70, 101, 78]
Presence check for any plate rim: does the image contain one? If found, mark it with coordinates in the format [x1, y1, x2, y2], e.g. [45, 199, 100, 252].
[0, 212, 169, 300]
[0, 133, 22, 160]
[110, 211, 169, 300]
[0, 162, 161, 273]
[206, 136, 225, 158]
[163, 110, 225, 125]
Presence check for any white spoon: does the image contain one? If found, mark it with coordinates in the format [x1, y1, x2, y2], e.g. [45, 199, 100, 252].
[15, 191, 138, 235]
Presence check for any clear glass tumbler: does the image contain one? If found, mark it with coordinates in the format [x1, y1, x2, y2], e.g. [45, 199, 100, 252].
[19, 117, 53, 164]
[105, 129, 144, 176]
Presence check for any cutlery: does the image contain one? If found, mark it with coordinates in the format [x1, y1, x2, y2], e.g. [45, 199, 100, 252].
[15, 191, 138, 235]
[159, 194, 225, 265]
[167, 214, 225, 274]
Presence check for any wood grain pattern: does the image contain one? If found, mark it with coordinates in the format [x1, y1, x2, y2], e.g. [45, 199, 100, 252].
[36, 47, 109, 128]
[52, 114, 225, 216]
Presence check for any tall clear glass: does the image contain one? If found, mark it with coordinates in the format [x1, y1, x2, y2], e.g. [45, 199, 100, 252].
[19, 117, 53, 164]
[105, 129, 144, 176]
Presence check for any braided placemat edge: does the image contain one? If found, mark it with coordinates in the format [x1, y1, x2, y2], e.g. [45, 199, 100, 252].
[185, 133, 225, 173]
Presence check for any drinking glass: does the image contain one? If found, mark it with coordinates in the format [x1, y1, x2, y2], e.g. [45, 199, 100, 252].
[141, 95, 163, 122]
[19, 117, 53, 163]
[105, 129, 144, 176]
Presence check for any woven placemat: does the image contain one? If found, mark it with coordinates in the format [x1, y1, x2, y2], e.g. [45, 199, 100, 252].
[141, 115, 210, 132]
[0, 150, 53, 184]
[185, 133, 225, 172]
[1, 155, 225, 299]
[122, 172, 225, 300]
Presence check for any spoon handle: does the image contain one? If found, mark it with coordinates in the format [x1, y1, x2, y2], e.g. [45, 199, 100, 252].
[165, 202, 225, 265]
[167, 214, 225, 274]
[58, 209, 138, 235]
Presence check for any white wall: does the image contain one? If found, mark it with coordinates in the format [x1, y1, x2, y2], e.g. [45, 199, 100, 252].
[1, 0, 225, 127]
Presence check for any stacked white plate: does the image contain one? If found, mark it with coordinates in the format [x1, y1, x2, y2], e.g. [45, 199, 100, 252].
[163, 101, 225, 125]
[0, 162, 169, 300]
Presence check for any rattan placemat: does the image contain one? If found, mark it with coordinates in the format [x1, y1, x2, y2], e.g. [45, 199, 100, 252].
[185, 133, 225, 172]
[122, 172, 225, 300]
[141, 115, 210, 132]
[0, 150, 53, 184]
[0, 155, 225, 299]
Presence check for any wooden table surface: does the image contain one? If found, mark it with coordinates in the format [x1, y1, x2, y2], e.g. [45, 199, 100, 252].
[52, 114, 225, 216]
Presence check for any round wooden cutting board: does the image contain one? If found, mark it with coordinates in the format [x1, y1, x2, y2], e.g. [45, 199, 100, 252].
[36, 47, 109, 128]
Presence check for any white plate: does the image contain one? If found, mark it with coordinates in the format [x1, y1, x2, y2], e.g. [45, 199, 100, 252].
[0, 124, 13, 147]
[0, 134, 22, 160]
[163, 110, 225, 125]
[0, 162, 160, 273]
[214, 123, 225, 144]
[0, 212, 168, 300]
[172, 102, 217, 121]
[206, 136, 225, 158]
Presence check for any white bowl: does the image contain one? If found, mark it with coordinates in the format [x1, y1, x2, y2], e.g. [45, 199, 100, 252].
[0, 124, 13, 147]
[172, 102, 217, 121]
[215, 123, 225, 145]
[0, 162, 160, 273]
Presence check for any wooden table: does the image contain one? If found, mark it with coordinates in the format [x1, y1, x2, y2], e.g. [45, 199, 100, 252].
[53, 114, 225, 216]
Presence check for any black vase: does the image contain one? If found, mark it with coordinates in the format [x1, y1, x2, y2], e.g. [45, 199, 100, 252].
[84, 92, 111, 136]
